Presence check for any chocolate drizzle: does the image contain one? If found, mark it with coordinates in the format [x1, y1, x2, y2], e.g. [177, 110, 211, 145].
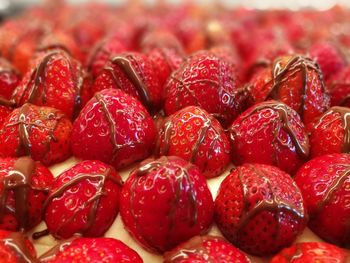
[38, 237, 76, 262]
[0, 96, 15, 107]
[35, 168, 122, 239]
[2, 232, 38, 263]
[0, 157, 36, 231]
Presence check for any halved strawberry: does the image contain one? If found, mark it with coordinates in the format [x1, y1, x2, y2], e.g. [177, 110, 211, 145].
[0, 157, 54, 231]
[215, 163, 307, 256]
[120, 156, 214, 253]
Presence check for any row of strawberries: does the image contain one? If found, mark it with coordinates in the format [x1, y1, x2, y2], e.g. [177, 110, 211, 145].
[1, 1, 350, 262]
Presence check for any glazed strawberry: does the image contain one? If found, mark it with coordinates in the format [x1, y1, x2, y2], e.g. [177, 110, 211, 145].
[215, 163, 307, 256]
[39, 160, 122, 239]
[247, 55, 330, 130]
[228, 100, 309, 175]
[0, 58, 20, 100]
[309, 42, 346, 81]
[140, 28, 184, 53]
[0, 103, 13, 129]
[0, 103, 72, 166]
[71, 88, 156, 169]
[270, 242, 349, 263]
[156, 106, 230, 178]
[164, 235, 250, 263]
[0, 230, 37, 263]
[327, 65, 350, 107]
[12, 50, 90, 119]
[309, 107, 350, 157]
[40, 237, 142, 263]
[164, 50, 246, 127]
[92, 52, 163, 112]
[294, 154, 350, 246]
[0, 157, 54, 231]
[120, 156, 214, 253]
[87, 36, 127, 78]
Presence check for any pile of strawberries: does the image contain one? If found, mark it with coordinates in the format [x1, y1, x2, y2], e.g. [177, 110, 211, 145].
[1, 1, 350, 262]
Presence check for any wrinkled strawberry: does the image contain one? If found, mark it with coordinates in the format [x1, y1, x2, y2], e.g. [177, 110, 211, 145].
[247, 55, 330, 130]
[40, 237, 142, 263]
[309, 42, 346, 81]
[310, 107, 350, 158]
[164, 235, 250, 263]
[0, 157, 54, 231]
[71, 88, 156, 169]
[140, 28, 184, 53]
[0, 58, 20, 100]
[156, 106, 230, 178]
[41, 160, 122, 239]
[120, 156, 214, 253]
[215, 163, 307, 256]
[0, 230, 37, 263]
[0, 103, 72, 166]
[92, 52, 163, 112]
[327, 65, 350, 107]
[270, 242, 349, 263]
[87, 36, 127, 78]
[164, 50, 246, 127]
[294, 154, 350, 246]
[229, 100, 309, 175]
[12, 50, 90, 119]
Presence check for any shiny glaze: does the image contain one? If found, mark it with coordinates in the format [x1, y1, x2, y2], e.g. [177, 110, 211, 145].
[0, 157, 36, 231]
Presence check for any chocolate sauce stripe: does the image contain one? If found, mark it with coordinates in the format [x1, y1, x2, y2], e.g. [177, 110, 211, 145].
[3, 232, 38, 263]
[0, 96, 15, 107]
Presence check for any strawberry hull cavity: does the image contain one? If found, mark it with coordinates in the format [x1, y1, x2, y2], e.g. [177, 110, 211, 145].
[120, 156, 214, 253]
[71, 88, 156, 169]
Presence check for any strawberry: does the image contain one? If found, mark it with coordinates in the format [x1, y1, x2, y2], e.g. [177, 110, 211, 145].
[215, 163, 307, 256]
[294, 153, 350, 246]
[40, 237, 142, 263]
[163, 235, 250, 263]
[246, 55, 330, 130]
[156, 106, 230, 178]
[140, 28, 184, 53]
[270, 242, 349, 263]
[327, 65, 350, 107]
[71, 88, 156, 169]
[92, 52, 163, 112]
[309, 41, 346, 81]
[309, 106, 350, 158]
[0, 230, 37, 263]
[0, 156, 54, 231]
[0, 58, 20, 100]
[120, 156, 214, 253]
[40, 160, 122, 239]
[164, 50, 246, 128]
[0, 103, 72, 166]
[12, 50, 90, 120]
[87, 36, 127, 78]
[0, 104, 12, 129]
[228, 100, 309, 175]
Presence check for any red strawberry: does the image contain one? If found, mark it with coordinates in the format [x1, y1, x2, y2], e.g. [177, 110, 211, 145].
[309, 107, 350, 158]
[247, 55, 330, 130]
[294, 153, 350, 246]
[40, 160, 122, 239]
[215, 163, 307, 256]
[12, 50, 90, 119]
[270, 242, 349, 263]
[164, 235, 250, 263]
[309, 42, 346, 81]
[0, 58, 20, 100]
[147, 47, 184, 89]
[0, 156, 54, 231]
[164, 50, 246, 128]
[228, 100, 309, 175]
[40, 237, 142, 263]
[156, 106, 230, 178]
[174, 19, 206, 53]
[0, 103, 72, 166]
[87, 36, 127, 78]
[0, 103, 13, 129]
[140, 28, 184, 53]
[327, 65, 350, 107]
[92, 52, 163, 112]
[120, 156, 214, 253]
[0, 230, 37, 263]
[71, 88, 156, 169]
